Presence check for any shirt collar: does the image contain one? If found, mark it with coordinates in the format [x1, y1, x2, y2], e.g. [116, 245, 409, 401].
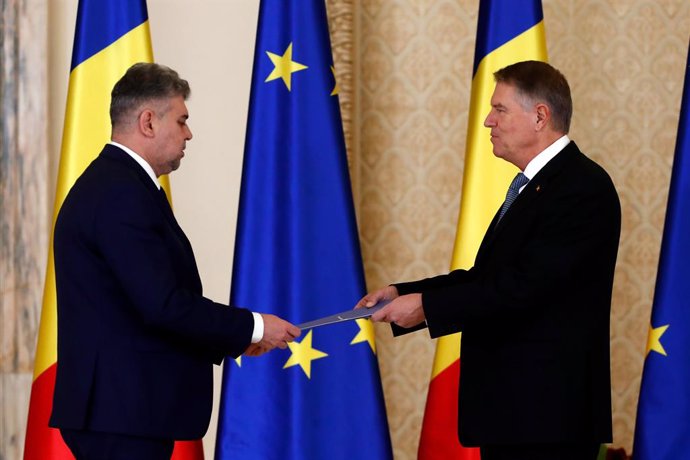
[109, 141, 161, 189]
[523, 135, 571, 181]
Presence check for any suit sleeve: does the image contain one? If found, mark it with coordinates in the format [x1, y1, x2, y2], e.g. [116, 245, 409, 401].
[389, 269, 474, 336]
[395, 268, 474, 295]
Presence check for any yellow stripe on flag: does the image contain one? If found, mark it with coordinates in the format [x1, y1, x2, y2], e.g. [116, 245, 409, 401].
[419, 4, 548, 457]
[453, 22, 547, 270]
[33, 22, 153, 380]
[430, 335, 462, 380]
[429, 21, 547, 386]
[23, 6, 206, 459]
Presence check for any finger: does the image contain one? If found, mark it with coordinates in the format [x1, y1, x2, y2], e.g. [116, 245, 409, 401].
[251, 348, 265, 357]
[244, 345, 259, 356]
[259, 342, 275, 352]
[371, 308, 387, 323]
[365, 296, 379, 307]
[354, 297, 370, 309]
[394, 318, 409, 328]
[373, 301, 397, 323]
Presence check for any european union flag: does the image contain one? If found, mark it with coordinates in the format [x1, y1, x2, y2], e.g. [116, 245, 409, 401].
[214, 1, 393, 459]
[632, 43, 690, 460]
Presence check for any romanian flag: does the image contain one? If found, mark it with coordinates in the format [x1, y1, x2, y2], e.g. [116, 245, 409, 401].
[417, 1, 547, 458]
[23, 1, 201, 458]
[632, 41, 690, 460]
[214, 1, 392, 459]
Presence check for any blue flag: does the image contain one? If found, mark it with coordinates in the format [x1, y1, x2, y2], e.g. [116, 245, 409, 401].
[214, 1, 393, 459]
[632, 43, 690, 460]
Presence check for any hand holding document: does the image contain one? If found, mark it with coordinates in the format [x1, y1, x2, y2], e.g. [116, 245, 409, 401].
[297, 299, 391, 330]
[352, 286, 426, 329]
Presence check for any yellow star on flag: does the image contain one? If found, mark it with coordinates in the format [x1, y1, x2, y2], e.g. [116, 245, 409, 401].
[234, 356, 242, 367]
[330, 65, 339, 96]
[265, 42, 308, 91]
[351, 318, 376, 353]
[646, 323, 669, 357]
[283, 330, 328, 378]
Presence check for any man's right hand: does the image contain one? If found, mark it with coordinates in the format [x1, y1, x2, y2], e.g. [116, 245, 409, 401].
[244, 314, 300, 357]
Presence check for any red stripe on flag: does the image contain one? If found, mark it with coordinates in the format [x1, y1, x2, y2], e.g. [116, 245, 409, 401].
[24, 363, 73, 460]
[24, 362, 204, 459]
[418, 360, 480, 460]
[172, 440, 205, 460]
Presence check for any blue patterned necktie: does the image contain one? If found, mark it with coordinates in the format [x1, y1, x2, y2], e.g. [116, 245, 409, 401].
[497, 172, 529, 222]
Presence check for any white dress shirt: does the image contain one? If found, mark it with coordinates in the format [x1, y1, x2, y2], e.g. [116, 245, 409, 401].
[520, 135, 571, 192]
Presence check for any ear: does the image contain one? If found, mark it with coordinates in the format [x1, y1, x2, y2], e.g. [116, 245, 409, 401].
[137, 109, 156, 138]
[535, 103, 550, 130]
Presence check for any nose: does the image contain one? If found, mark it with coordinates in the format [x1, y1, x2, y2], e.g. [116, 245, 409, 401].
[484, 111, 495, 128]
[185, 124, 193, 141]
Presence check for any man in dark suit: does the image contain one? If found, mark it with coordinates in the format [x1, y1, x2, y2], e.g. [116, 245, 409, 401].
[50, 62, 300, 459]
[357, 61, 620, 460]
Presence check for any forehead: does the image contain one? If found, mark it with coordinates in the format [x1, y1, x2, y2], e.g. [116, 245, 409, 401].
[166, 95, 189, 116]
[491, 82, 518, 104]
[147, 95, 187, 119]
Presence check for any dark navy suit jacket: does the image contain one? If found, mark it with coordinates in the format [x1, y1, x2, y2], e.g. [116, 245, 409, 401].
[396, 142, 621, 446]
[50, 144, 254, 440]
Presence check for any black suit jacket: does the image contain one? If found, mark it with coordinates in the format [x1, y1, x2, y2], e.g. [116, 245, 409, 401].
[396, 142, 620, 446]
[50, 144, 254, 440]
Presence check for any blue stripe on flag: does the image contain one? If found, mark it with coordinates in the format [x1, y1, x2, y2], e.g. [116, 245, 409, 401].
[214, 0, 392, 459]
[473, 0, 544, 74]
[632, 43, 690, 460]
[71, 0, 148, 69]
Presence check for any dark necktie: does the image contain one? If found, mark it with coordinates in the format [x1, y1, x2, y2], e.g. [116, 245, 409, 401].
[158, 187, 171, 208]
[497, 172, 529, 222]
[156, 186, 192, 251]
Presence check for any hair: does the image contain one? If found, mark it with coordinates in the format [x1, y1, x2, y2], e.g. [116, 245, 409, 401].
[493, 60, 572, 133]
[110, 62, 191, 128]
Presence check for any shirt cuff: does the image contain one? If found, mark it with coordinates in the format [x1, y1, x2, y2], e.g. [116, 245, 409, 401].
[251, 312, 264, 343]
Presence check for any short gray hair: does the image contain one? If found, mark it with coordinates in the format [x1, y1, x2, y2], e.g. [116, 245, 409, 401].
[110, 62, 190, 128]
[494, 60, 572, 133]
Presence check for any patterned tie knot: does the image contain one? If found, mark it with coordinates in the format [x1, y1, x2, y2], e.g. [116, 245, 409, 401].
[498, 172, 529, 222]
[509, 172, 529, 192]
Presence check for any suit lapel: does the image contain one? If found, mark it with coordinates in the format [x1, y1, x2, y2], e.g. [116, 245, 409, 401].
[100, 144, 194, 252]
[476, 142, 581, 257]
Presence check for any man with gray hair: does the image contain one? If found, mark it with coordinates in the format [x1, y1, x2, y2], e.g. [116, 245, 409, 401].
[358, 61, 620, 460]
[50, 63, 300, 459]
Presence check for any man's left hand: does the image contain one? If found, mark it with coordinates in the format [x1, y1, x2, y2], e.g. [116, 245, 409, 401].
[370, 293, 425, 328]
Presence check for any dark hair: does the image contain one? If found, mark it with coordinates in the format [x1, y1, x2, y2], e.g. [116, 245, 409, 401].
[494, 60, 572, 133]
[110, 62, 190, 128]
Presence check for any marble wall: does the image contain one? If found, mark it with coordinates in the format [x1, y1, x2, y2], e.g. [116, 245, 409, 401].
[2, 1, 690, 459]
[1, 0, 48, 459]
